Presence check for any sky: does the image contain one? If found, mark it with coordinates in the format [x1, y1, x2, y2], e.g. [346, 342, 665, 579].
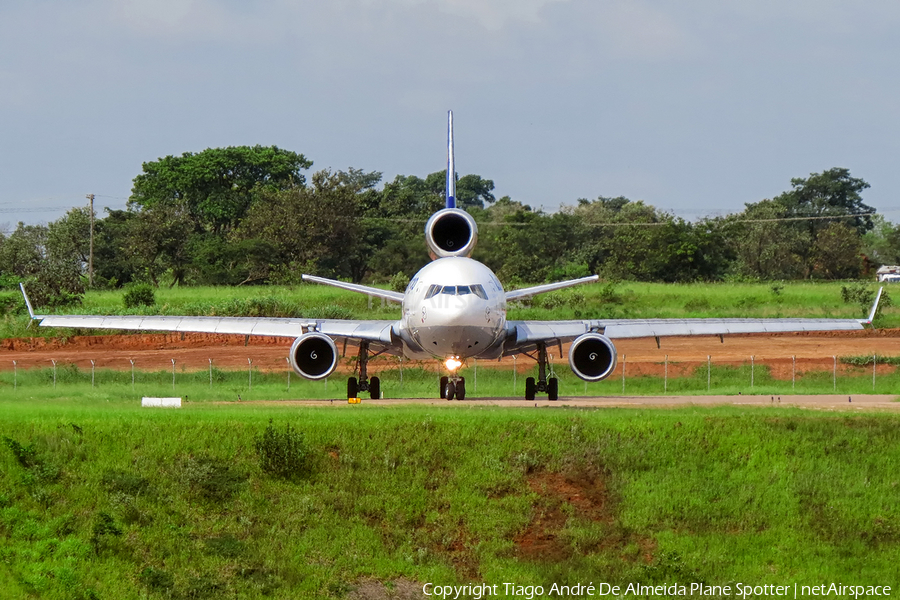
[1, 0, 899, 230]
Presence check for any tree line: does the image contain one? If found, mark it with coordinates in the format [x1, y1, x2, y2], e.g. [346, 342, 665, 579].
[1, 145, 895, 307]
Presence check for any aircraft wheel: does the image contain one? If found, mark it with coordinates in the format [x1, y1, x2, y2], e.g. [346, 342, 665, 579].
[445, 381, 456, 401]
[548, 377, 559, 401]
[440, 376, 449, 399]
[456, 378, 466, 401]
[347, 377, 358, 399]
[369, 376, 381, 399]
[525, 377, 536, 401]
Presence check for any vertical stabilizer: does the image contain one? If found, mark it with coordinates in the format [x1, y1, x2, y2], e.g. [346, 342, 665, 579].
[446, 110, 456, 209]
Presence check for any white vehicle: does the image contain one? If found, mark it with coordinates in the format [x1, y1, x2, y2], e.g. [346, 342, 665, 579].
[21, 112, 883, 401]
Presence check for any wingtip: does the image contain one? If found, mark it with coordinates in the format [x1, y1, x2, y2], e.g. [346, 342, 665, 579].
[19, 283, 36, 319]
[862, 286, 884, 325]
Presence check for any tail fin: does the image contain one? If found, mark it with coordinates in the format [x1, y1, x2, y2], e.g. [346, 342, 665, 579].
[446, 110, 456, 209]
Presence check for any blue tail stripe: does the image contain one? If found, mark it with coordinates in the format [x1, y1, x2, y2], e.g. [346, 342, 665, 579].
[446, 110, 456, 209]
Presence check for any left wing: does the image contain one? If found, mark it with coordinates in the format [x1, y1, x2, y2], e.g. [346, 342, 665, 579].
[505, 285, 882, 354]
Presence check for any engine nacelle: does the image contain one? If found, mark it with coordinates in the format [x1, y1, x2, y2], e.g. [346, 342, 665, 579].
[568, 333, 618, 382]
[425, 208, 478, 258]
[289, 333, 338, 380]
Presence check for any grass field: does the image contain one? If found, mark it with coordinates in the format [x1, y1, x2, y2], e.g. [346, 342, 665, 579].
[1, 280, 894, 340]
[1, 361, 900, 401]
[1, 399, 899, 599]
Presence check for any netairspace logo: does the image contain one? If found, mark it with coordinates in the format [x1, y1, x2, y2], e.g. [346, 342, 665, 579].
[422, 582, 893, 599]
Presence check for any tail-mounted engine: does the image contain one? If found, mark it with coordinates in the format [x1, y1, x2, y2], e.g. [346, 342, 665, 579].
[425, 208, 478, 258]
[568, 333, 618, 382]
[289, 332, 338, 380]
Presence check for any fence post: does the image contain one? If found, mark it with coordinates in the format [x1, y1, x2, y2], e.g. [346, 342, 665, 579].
[52, 359, 57, 388]
[622, 354, 626, 394]
[707, 355, 711, 391]
[873, 354, 877, 391]
[833, 355, 836, 391]
[664, 354, 668, 393]
[209, 358, 213, 387]
[285, 357, 291, 391]
[248, 358, 253, 391]
[473, 358, 477, 393]
[399, 356, 403, 389]
[13, 360, 16, 391]
[131, 359, 135, 392]
[792, 356, 795, 391]
[91, 360, 95, 387]
[750, 355, 754, 389]
[172, 359, 176, 390]
[512, 355, 517, 394]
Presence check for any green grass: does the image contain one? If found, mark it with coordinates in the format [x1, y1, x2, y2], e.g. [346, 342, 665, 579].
[1, 360, 900, 402]
[1, 401, 899, 598]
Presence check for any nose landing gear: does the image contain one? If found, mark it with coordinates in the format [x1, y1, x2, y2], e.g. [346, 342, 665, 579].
[440, 375, 466, 400]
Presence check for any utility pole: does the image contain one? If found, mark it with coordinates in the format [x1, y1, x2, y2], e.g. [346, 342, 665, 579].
[86, 194, 94, 288]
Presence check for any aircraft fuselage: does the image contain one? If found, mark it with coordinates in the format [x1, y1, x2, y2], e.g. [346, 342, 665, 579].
[398, 257, 508, 361]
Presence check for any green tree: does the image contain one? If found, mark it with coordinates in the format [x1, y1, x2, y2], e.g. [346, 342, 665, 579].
[726, 199, 809, 280]
[772, 168, 872, 277]
[236, 169, 371, 282]
[130, 146, 313, 234]
[0, 221, 84, 307]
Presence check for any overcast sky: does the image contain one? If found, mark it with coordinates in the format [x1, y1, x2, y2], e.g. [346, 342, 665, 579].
[2, 0, 899, 229]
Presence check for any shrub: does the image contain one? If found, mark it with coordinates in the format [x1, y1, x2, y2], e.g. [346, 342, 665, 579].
[179, 456, 245, 502]
[123, 283, 156, 308]
[90, 512, 122, 555]
[139, 567, 174, 594]
[389, 271, 411, 293]
[256, 420, 312, 481]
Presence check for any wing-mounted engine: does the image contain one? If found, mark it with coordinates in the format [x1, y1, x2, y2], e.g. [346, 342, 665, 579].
[568, 333, 618, 382]
[425, 208, 478, 258]
[289, 332, 338, 380]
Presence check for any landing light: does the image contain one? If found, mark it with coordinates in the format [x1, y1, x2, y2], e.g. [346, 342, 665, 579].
[445, 357, 462, 372]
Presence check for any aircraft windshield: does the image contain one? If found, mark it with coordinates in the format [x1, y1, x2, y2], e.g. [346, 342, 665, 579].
[425, 284, 489, 299]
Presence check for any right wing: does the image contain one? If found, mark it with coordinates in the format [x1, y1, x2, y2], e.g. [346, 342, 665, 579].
[21, 285, 399, 348]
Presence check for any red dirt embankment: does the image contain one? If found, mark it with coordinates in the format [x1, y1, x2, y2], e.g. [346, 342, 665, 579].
[1, 329, 899, 377]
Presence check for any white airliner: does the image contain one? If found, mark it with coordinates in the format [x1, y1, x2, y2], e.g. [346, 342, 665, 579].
[21, 112, 883, 401]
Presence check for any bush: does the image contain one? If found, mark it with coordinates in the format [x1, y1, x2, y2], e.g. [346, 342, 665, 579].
[179, 456, 245, 502]
[123, 283, 156, 308]
[389, 271, 411, 293]
[256, 420, 312, 481]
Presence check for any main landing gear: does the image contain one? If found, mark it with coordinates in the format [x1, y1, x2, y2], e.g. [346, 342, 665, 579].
[440, 375, 466, 401]
[346, 342, 381, 400]
[523, 343, 559, 401]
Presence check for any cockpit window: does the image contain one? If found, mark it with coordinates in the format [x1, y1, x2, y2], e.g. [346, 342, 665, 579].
[427, 284, 489, 298]
[471, 284, 488, 299]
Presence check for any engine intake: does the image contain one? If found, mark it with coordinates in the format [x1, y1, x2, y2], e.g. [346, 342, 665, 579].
[568, 333, 618, 382]
[289, 333, 338, 380]
[425, 208, 478, 258]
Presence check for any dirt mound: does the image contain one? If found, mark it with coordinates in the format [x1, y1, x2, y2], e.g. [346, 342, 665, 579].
[515, 470, 612, 561]
[514, 469, 656, 563]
